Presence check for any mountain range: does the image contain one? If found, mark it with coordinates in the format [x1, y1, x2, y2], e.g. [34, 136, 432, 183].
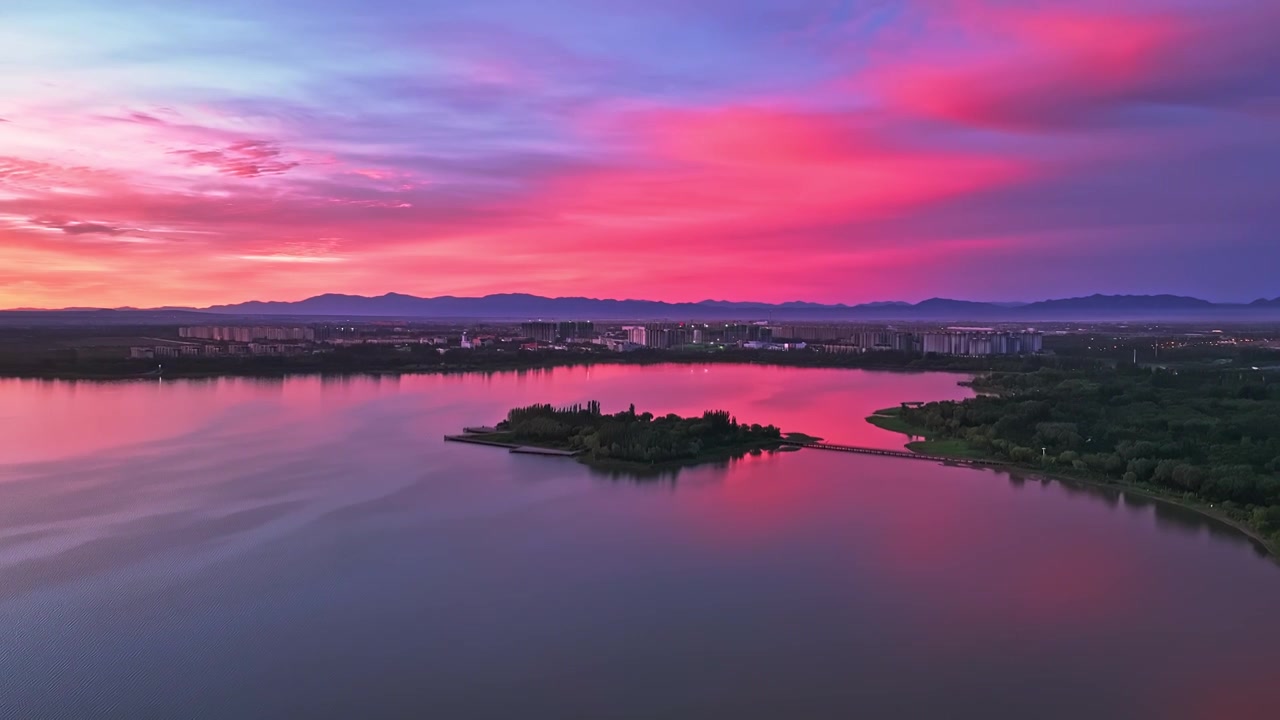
[193, 292, 1280, 320]
[5, 293, 1280, 323]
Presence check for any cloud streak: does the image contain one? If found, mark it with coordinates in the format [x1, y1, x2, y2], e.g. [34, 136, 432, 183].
[171, 140, 301, 178]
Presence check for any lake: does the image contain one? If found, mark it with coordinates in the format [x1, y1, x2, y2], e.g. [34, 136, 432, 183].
[2, 364, 1278, 719]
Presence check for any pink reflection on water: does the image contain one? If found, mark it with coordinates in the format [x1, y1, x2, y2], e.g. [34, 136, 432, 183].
[0, 366, 973, 466]
[2, 365, 1280, 717]
[0, 375, 410, 466]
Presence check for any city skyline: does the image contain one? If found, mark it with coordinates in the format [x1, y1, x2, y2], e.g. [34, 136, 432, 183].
[4, 0, 1279, 309]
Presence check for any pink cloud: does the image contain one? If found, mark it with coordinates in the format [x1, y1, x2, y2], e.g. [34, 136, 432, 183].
[169, 139, 300, 178]
[527, 104, 1031, 250]
[0, 97, 1045, 308]
[869, 2, 1280, 130]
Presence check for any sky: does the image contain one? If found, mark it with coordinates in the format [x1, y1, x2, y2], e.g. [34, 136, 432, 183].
[2, 0, 1278, 308]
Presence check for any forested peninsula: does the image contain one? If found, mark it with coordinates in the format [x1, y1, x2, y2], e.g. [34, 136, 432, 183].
[877, 366, 1280, 554]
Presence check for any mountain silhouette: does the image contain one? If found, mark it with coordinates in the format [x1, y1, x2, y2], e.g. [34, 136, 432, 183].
[180, 292, 1280, 320]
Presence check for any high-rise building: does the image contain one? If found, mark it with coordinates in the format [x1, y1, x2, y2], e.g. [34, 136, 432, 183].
[769, 325, 850, 342]
[852, 329, 898, 351]
[520, 321, 558, 343]
[179, 326, 314, 342]
[920, 330, 1043, 357]
[645, 323, 691, 348]
[618, 323, 692, 348]
[1020, 331, 1044, 354]
[708, 323, 770, 343]
[557, 321, 595, 340]
[520, 321, 594, 342]
[658, 327, 691, 348]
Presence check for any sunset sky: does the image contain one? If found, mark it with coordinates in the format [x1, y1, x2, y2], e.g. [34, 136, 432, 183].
[3, 0, 1278, 309]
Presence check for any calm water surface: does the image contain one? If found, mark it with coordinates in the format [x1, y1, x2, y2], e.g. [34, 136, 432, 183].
[2, 364, 1278, 719]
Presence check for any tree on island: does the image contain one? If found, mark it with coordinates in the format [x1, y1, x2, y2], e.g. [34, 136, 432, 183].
[498, 402, 782, 464]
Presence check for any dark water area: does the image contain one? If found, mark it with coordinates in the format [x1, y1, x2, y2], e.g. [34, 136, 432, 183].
[2, 365, 1278, 719]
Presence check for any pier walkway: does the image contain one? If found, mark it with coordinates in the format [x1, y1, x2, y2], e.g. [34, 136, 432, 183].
[781, 441, 1010, 467]
[444, 434, 582, 457]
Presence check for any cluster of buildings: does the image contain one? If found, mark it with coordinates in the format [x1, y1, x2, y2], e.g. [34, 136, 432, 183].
[609, 322, 774, 349]
[767, 325, 846, 342]
[806, 328, 1043, 357]
[920, 329, 1043, 356]
[742, 340, 807, 351]
[459, 332, 498, 349]
[519, 321, 595, 343]
[178, 326, 315, 342]
[130, 343, 305, 359]
[623, 323, 695, 349]
[708, 323, 772, 343]
[125, 319, 1043, 363]
[129, 325, 320, 360]
[520, 321, 1043, 357]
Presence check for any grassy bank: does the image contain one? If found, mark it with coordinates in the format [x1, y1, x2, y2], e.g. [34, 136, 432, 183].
[783, 431, 824, 443]
[867, 407, 985, 460]
[865, 407, 930, 438]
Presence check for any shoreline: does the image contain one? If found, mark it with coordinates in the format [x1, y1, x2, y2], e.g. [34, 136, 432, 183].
[864, 409, 1280, 560]
[10, 359, 1272, 557]
[0, 353, 1001, 382]
[447, 429, 799, 474]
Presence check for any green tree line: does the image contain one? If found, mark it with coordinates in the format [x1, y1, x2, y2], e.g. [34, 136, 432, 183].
[499, 402, 783, 464]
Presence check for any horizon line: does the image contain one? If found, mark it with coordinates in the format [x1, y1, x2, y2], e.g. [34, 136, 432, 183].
[5, 290, 1279, 313]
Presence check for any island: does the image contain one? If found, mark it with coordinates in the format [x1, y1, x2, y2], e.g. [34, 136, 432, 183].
[447, 401, 813, 469]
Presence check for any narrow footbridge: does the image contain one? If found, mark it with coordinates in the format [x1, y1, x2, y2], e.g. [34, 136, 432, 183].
[782, 441, 1010, 467]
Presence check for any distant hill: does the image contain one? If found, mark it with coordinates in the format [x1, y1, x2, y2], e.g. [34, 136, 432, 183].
[913, 298, 1002, 314]
[0, 308, 221, 327]
[1021, 294, 1213, 312]
[7, 292, 1280, 323]
[190, 292, 1280, 321]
